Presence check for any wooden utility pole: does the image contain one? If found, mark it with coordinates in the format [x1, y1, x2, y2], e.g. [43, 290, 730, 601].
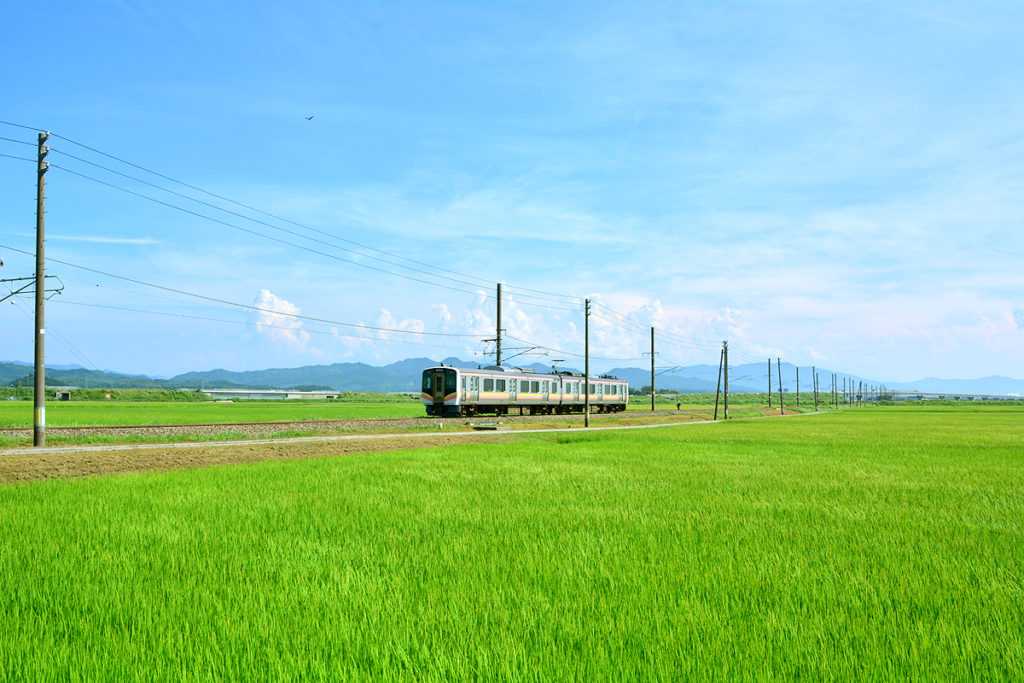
[796, 367, 800, 407]
[723, 341, 729, 420]
[777, 358, 783, 415]
[34, 131, 49, 447]
[650, 327, 655, 411]
[713, 347, 724, 420]
[495, 283, 502, 365]
[584, 298, 590, 428]
[767, 358, 772, 407]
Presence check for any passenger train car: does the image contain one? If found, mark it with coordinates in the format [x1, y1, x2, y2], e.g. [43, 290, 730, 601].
[422, 364, 628, 417]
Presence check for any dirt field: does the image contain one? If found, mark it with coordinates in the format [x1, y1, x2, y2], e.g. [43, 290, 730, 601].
[0, 433, 512, 485]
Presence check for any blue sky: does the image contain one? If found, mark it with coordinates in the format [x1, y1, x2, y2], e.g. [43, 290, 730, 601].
[1, 1, 1022, 381]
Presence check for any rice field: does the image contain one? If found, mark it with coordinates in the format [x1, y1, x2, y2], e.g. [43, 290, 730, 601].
[1, 406, 1021, 679]
[0, 398, 425, 428]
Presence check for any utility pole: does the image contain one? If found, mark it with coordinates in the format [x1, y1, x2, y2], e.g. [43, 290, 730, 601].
[723, 341, 729, 420]
[813, 366, 819, 411]
[767, 358, 772, 407]
[34, 131, 49, 448]
[584, 298, 590, 428]
[650, 327, 655, 411]
[495, 282, 502, 365]
[777, 358, 783, 415]
[713, 346, 724, 421]
[796, 367, 800, 407]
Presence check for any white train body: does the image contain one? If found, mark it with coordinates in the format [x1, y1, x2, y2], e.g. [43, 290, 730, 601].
[421, 365, 628, 417]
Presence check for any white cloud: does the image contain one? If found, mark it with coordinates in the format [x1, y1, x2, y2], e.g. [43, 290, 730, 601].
[253, 289, 313, 353]
[375, 309, 426, 341]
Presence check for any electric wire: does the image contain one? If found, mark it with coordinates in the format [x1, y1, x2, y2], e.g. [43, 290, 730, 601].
[0, 120, 42, 132]
[45, 146, 577, 308]
[4, 121, 580, 307]
[0, 135, 36, 147]
[48, 130, 584, 307]
[55, 299, 475, 354]
[504, 334, 647, 363]
[0, 153, 35, 163]
[0, 243, 481, 339]
[5, 121, 812, 369]
[45, 162, 502, 300]
[37, 161, 579, 313]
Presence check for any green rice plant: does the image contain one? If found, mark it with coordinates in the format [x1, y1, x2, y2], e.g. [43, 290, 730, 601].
[1, 406, 1021, 680]
[0, 399, 425, 429]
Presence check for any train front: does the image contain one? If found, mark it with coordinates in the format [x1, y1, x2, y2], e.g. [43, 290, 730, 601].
[421, 366, 460, 416]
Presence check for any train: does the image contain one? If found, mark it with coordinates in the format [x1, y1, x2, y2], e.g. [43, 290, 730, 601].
[421, 364, 628, 417]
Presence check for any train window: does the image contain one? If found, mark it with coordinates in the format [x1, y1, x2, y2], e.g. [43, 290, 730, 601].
[497, 379, 506, 392]
[484, 378, 494, 392]
[446, 373, 457, 393]
[422, 374, 431, 391]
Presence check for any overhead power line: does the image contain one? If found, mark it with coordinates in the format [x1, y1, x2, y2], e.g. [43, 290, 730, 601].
[504, 334, 645, 363]
[45, 130, 583, 307]
[0, 152, 36, 163]
[55, 300, 472, 353]
[36, 159, 577, 312]
[0, 120, 42, 132]
[0, 243, 480, 339]
[46, 145, 577, 308]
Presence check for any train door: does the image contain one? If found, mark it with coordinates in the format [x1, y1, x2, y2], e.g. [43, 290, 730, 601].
[470, 376, 479, 402]
[509, 378, 518, 403]
[431, 372, 445, 403]
[542, 379, 550, 402]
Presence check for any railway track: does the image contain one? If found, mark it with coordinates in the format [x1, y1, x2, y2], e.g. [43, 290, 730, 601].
[0, 411, 689, 441]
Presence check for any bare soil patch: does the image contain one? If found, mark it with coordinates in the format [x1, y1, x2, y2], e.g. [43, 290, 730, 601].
[0, 433, 507, 485]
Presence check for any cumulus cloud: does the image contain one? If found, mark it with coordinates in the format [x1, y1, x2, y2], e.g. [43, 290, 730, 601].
[253, 289, 312, 352]
[376, 309, 426, 340]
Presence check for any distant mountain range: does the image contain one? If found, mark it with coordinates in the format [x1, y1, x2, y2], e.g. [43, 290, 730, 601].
[3, 359, 1023, 396]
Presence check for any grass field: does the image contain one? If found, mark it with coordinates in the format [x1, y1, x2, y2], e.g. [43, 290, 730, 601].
[0, 393, 813, 429]
[0, 399, 426, 428]
[1, 406, 1022, 679]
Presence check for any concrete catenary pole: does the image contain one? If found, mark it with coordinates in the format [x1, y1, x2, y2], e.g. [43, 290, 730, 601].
[650, 327, 655, 411]
[777, 357, 784, 415]
[584, 299, 590, 428]
[495, 282, 502, 365]
[813, 366, 819, 411]
[34, 131, 49, 448]
[723, 341, 729, 420]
